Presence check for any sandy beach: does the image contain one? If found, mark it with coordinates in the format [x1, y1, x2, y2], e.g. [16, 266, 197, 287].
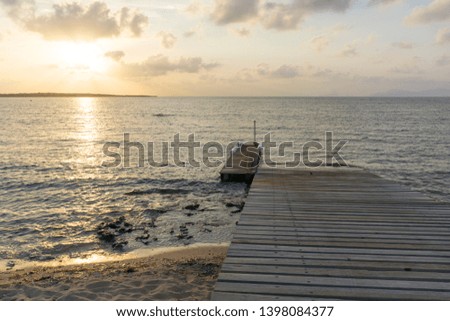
[0, 244, 228, 301]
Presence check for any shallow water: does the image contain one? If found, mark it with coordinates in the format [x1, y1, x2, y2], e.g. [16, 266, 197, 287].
[0, 97, 449, 265]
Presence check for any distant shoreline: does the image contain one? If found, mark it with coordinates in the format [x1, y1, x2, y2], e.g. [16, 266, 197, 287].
[0, 93, 157, 98]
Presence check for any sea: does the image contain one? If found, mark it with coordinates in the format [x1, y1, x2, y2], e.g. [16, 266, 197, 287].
[0, 97, 449, 267]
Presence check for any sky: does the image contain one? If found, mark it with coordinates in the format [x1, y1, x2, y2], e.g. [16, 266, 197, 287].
[0, 0, 449, 96]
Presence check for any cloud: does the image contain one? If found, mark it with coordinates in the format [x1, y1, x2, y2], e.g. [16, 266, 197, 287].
[259, 1, 352, 31]
[392, 41, 414, 49]
[265, 0, 352, 30]
[368, 0, 401, 6]
[233, 27, 250, 37]
[436, 27, 450, 44]
[390, 63, 423, 74]
[234, 67, 259, 82]
[209, 0, 352, 30]
[157, 31, 177, 49]
[183, 30, 196, 38]
[259, 2, 303, 30]
[366, 34, 377, 45]
[45, 63, 59, 69]
[310, 35, 329, 52]
[185, 1, 205, 16]
[235, 63, 301, 81]
[105, 51, 125, 61]
[270, 65, 300, 78]
[118, 55, 220, 78]
[0, 0, 34, 21]
[338, 44, 357, 57]
[308, 24, 351, 52]
[309, 67, 334, 78]
[0, 1, 149, 40]
[119, 7, 149, 37]
[210, 0, 259, 25]
[405, 0, 450, 25]
[436, 55, 450, 66]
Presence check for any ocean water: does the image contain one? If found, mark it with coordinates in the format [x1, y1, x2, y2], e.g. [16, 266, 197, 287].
[0, 97, 449, 266]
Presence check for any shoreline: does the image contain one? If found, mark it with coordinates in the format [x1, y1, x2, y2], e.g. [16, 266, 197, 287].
[0, 93, 156, 98]
[0, 243, 228, 301]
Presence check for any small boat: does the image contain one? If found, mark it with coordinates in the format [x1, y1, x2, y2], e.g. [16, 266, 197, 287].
[220, 141, 261, 184]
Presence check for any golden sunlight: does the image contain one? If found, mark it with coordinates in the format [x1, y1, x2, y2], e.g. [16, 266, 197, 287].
[77, 97, 97, 141]
[55, 42, 108, 73]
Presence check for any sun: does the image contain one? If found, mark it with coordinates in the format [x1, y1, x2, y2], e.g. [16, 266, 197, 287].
[54, 42, 108, 73]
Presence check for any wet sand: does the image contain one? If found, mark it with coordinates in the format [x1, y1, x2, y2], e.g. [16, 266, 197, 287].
[0, 244, 228, 301]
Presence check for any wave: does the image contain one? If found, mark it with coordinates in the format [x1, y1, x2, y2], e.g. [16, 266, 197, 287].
[153, 113, 174, 117]
[125, 188, 192, 196]
[0, 164, 39, 171]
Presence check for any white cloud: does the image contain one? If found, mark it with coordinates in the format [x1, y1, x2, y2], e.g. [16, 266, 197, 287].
[261, 0, 352, 31]
[310, 35, 329, 52]
[259, 2, 303, 30]
[118, 55, 219, 78]
[436, 55, 450, 66]
[0, 1, 149, 40]
[210, 0, 259, 25]
[256, 63, 270, 77]
[209, 0, 352, 31]
[338, 44, 357, 57]
[157, 31, 177, 49]
[405, 0, 450, 25]
[105, 51, 125, 62]
[119, 7, 149, 37]
[233, 27, 251, 37]
[390, 63, 423, 74]
[436, 27, 450, 44]
[0, 0, 34, 21]
[368, 0, 402, 6]
[271, 65, 300, 78]
[392, 41, 414, 49]
[366, 34, 377, 45]
[235, 63, 301, 80]
[234, 67, 259, 82]
[308, 24, 351, 53]
[185, 1, 205, 16]
[183, 30, 196, 38]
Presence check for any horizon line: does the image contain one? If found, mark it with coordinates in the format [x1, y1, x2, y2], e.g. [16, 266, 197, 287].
[0, 92, 449, 98]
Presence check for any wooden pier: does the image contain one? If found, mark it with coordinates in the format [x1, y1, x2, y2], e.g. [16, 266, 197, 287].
[212, 166, 450, 300]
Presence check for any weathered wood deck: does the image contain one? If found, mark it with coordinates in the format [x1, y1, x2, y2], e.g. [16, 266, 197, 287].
[212, 166, 450, 300]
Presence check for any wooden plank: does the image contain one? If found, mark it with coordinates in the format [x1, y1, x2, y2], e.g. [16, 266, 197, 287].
[233, 229, 450, 240]
[236, 223, 450, 234]
[220, 263, 450, 282]
[237, 211, 449, 219]
[221, 256, 450, 272]
[233, 226, 450, 237]
[230, 238, 450, 251]
[225, 249, 450, 264]
[237, 218, 450, 229]
[231, 234, 450, 245]
[229, 243, 450, 258]
[241, 208, 450, 217]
